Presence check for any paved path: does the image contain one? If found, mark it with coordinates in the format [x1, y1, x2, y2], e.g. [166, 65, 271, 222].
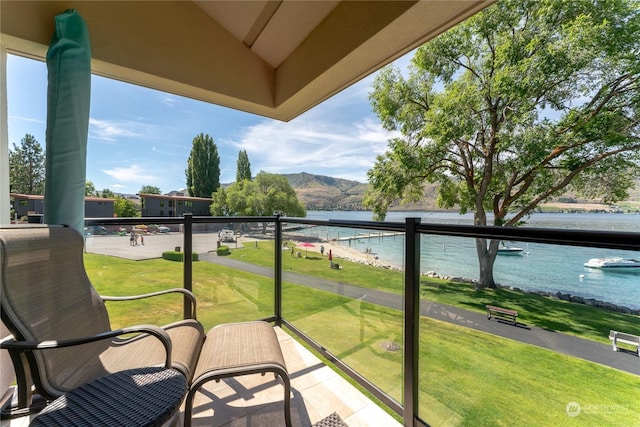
[198, 253, 640, 376]
[84, 236, 639, 376]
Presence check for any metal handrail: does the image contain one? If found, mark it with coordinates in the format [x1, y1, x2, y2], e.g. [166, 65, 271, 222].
[86, 214, 640, 427]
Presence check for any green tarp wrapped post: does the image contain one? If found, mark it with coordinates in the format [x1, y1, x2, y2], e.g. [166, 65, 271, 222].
[44, 9, 91, 235]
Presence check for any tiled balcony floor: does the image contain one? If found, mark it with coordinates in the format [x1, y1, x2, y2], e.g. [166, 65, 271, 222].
[1, 327, 402, 427]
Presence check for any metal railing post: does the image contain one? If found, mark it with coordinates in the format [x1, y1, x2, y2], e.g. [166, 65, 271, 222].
[274, 215, 283, 326]
[183, 213, 193, 319]
[404, 217, 420, 427]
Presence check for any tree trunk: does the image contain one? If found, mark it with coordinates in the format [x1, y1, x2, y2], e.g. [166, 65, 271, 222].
[475, 238, 498, 289]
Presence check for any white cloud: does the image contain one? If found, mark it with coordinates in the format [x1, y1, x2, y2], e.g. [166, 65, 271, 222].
[102, 164, 156, 183]
[228, 113, 397, 183]
[89, 118, 145, 142]
[8, 115, 45, 125]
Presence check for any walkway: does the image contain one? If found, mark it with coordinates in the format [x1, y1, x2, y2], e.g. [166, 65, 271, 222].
[198, 252, 640, 376]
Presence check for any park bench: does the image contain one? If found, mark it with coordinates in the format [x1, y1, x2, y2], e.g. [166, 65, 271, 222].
[609, 330, 640, 355]
[486, 305, 518, 325]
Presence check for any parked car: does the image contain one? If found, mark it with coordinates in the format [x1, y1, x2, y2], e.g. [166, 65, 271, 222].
[157, 226, 170, 233]
[84, 225, 107, 236]
[219, 229, 234, 242]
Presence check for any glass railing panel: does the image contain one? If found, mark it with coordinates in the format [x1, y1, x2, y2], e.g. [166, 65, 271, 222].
[417, 236, 640, 426]
[84, 219, 278, 331]
[84, 221, 187, 328]
[194, 220, 276, 330]
[280, 223, 406, 404]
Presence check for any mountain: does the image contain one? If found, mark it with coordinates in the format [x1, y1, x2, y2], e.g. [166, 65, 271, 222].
[283, 173, 640, 213]
[282, 172, 443, 211]
[282, 172, 368, 211]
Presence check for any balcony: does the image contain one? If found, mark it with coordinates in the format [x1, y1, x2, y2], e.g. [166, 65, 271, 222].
[2, 214, 639, 426]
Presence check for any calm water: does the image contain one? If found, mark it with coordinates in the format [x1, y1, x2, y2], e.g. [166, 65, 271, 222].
[298, 211, 640, 310]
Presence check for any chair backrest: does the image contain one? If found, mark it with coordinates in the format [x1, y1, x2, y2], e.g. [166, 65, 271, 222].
[0, 225, 111, 398]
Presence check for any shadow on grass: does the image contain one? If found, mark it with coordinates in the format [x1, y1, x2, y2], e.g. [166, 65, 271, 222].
[421, 278, 640, 343]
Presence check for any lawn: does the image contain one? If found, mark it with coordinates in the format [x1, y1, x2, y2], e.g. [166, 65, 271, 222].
[84, 251, 640, 426]
[229, 239, 640, 344]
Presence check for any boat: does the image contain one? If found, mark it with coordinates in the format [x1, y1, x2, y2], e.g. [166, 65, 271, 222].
[497, 247, 524, 256]
[584, 257, 640, 270]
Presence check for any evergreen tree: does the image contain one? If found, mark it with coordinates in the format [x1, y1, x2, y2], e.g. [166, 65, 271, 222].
[185, 133, 220, 197]
[236, 150, 252, 182]
[9, 134, 45, 194]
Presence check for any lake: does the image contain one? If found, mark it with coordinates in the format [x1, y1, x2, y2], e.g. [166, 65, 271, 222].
[299, 211, 640, 310]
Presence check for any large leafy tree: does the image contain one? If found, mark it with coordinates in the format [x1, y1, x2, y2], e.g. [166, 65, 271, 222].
[211, 171, 306, 218]
[9, 134, 45, 194]
[365, 0, 640, 288]
[139, 185, 161, 194]
[100, 188, 116, 198]
[236, 150, 252, 182]
[185, 133, 220, 198]
[85, 180, 97, 196]
[114, 197, 139, 218]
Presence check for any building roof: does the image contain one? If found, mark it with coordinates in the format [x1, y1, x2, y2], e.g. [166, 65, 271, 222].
[1, 1, 494, 121]
[138, 193, 212, 202]
[10, 193, 114, 202]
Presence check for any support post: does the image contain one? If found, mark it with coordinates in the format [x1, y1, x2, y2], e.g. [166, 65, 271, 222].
[403, 218, 420, 427]
[0, 43, 9, 225]
[274, 216, 283, 326]
[183, 213, 193, 319]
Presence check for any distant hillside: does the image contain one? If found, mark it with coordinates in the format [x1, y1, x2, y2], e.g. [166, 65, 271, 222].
[220, 173, 639, 212]
[282, 172, 443, 211]
[282, 172, 368, 210]
[282, 173, 640, 213]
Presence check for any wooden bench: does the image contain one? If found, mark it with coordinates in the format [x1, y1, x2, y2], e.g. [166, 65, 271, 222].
[609, 330, 640, 355]
[486, 305, 518, 325]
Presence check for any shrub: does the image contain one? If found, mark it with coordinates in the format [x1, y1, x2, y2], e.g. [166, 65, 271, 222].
[217, 245, 230, 256]
[162, 251, 199, 262]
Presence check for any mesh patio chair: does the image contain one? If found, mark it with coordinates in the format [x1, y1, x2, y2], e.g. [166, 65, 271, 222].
[0, 225, 205, 417]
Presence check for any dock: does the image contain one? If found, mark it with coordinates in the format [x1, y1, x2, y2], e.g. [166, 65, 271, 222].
[332, 231, 403, 242]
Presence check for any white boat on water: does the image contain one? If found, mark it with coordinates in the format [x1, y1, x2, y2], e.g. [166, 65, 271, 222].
[497, 247, 524, 256]
[584, 257, 640, 270]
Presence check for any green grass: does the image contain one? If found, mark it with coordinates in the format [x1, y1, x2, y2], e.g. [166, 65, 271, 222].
[230, 240, 640, 344]
[84, 250, 640, 426]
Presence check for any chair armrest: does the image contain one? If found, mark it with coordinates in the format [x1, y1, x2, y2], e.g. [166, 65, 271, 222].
[0, 325, 172, 368]
[101, 288, 197, 320]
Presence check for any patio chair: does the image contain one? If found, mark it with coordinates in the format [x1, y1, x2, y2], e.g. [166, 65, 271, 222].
[0, 225, 205, 417]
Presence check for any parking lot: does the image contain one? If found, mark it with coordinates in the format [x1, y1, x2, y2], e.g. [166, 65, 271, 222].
[84, 232, 234, 261]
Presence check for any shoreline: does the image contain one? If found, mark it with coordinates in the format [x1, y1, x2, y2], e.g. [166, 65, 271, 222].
[281, 237, 640, 316]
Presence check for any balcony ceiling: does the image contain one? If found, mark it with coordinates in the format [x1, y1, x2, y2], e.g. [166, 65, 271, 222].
[1, 1, 493, 121]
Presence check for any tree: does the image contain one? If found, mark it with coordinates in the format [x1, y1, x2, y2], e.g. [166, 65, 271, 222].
[140, 185, 161, 194]
[365, 0, 640, 288]
[211, 171, 306, 219]
[9, 134, 45, 194]
[236, 150, 252, 182]
[185, 133, 220, 198]
[114, 197, 139, 218]
[100, 188, 115, 199]
[85, 180, 97, 196]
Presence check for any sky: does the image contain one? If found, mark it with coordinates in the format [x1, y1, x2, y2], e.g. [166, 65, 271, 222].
[7, 52, 410, 195]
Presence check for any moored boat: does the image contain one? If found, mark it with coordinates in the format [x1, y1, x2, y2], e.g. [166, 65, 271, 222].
[584, 257, 640, 270]
[497, 247, 524, 256]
